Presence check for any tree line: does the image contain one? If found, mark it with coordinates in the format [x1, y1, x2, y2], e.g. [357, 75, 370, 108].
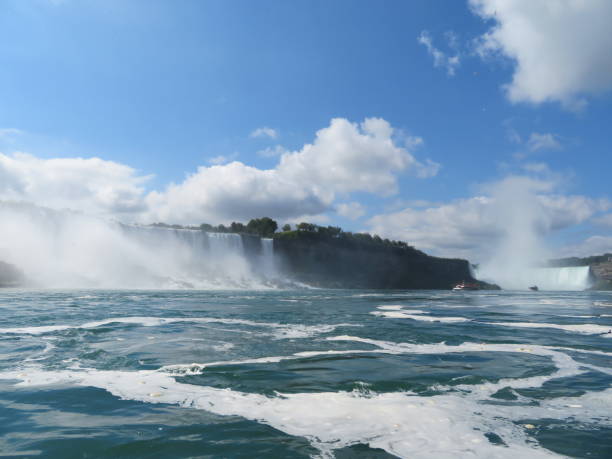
[149, 217, 417, 252]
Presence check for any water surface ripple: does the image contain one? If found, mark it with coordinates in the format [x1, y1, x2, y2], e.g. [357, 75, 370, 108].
[1, 289, 611, 458]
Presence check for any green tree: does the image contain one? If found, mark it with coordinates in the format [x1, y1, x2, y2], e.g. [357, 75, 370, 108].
[296, 222, 316, 232]
[230, 222, 246, 233]
[282, 223, 291, 232]
[246, 217, 278, 237]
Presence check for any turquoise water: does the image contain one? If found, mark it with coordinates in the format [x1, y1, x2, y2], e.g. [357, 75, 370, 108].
[1, 289, 611, 458]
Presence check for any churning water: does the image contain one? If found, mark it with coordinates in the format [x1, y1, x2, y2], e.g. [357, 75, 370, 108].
[0, 289, 610, 458]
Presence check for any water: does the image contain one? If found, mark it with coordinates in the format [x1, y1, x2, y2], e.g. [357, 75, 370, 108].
[1, 289, 611, 458]
[0, 203, 280, 289]
[477, 266, 592, 291]
[529, 267, 592, 291]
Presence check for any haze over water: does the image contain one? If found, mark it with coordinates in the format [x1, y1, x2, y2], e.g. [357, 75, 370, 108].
[1, 288, 611, 458]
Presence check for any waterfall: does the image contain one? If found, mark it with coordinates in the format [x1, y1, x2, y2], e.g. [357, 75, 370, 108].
[476, 265, 592, 291]
[260, 238, 276, 277]
[528, 266, 591, 291]
[0, 203, 278, 289]
[207, 232, 244, 257]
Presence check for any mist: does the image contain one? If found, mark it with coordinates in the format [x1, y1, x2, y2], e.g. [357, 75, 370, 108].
[476, 177, 590, 290]
[0, 202, 277, 289]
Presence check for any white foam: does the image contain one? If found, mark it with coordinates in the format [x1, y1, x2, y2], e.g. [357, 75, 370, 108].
[376, 305, 409, 311]
[489, 321, 612, 337]
[326, 336, 587, 395]
[0, 316, 355, 340]
[159, 349, 383, 376]
[489, 388, 612, 429]
[566, 314, 612, 318]
[539, 299, 566, 305]
[371, 311, 469, 323]
[212, 343, 234, 352]
[0, 366, 561, 458]
[0, 325, 73, 335]
[3, 330, 611, 457]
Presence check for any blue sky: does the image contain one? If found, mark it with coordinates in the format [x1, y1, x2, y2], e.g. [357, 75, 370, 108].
[0, 0, 611, 262]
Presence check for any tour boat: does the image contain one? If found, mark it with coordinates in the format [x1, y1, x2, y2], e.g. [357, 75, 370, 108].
[452, 281, 480, 291]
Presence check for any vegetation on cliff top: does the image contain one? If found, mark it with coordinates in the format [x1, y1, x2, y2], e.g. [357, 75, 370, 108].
[149, 218, 424, 255]
[549, 253, 612, 267]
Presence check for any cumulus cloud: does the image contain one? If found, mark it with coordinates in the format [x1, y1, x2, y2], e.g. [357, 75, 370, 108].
[145, 161, 329, 224]
[527, 132, 562, 152]
[0, 118, 436, 225]
[418, 31, 461, 76]
[277, 118, 420, 197]
[367, 175, 608, 261]
[336, 202, 366, 220]
[250, 127, 278, 139]
[208, 153, 238, 165]
[470, 0, 612, 108]
[0, 152, 150, 216]
[558, 235, 612, 258]
[147, 117, 434, 224]
[257, 145, 287, 158]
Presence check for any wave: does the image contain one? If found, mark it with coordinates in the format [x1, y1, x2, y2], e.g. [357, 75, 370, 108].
[488, 321, 612, 337]
[0, 316, 357, 340]
[2, 335, 611, 458]
[372, 305, 469, 323]
[369, 305, 612, 338]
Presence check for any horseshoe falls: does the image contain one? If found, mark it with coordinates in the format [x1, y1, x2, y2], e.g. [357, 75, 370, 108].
[530, 266, 592, 291]
[477, 265, 592, 291]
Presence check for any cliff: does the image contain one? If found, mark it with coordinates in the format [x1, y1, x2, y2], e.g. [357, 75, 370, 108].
[273, 230, 493, 290]
[590, 261, 612, 290]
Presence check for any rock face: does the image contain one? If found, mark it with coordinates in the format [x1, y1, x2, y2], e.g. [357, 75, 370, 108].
[0, 261, 23, 287]
[592, 261, 612, 280]
[273, 235, 493, 290]
[591, 261, 612, 290]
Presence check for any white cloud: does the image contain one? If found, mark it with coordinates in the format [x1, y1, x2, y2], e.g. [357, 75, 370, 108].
[250, 127, 278, 139]
[0, 152, 150, 216]
[145, 161, 328, 224]
[414, 158, 441, 178]
[277, 118, 421, 197]
[404, 135, 424, 149]
[336, 202, 366, 220]
[208, 153, 238, 165]
[147, 117, 432, 224]
[367, 175, 607, 261]
[257, 145, 287, 158]
[0, 128, 23, 139]
[527, 132, 561, 152]
[368, 196, 496, 260]
[0, 118, 437, 226]
[418, 31, 461, 76]
[470, 0, 612, 108]
[521, 162, 550, 174]
[594, 213, 612, 228]
[558, 235, 612, 258]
